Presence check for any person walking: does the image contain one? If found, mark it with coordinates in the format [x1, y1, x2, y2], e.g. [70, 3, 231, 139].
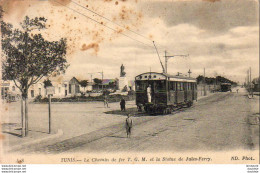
[125, 114, 133, 138]
[104, 94, 109, 108]
[120, 98, 126, 111]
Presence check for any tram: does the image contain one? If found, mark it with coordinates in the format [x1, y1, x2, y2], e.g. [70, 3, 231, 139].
[135, 72, 197, 114]
[220, 83, 232, 92]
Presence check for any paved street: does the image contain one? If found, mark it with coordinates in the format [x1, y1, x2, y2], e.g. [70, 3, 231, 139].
[2, 89, 259, 154]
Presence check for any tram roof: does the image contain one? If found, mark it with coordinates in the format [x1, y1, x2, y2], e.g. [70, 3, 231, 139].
[135, 72, 197, 82]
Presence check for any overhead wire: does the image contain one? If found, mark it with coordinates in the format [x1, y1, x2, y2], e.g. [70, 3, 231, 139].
[71, 0, 171, 56]
[52, 0, 155, 50]
[71, 0, 152, 42]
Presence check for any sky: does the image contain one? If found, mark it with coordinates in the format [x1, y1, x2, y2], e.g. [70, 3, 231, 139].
[1, 0, 259, 83]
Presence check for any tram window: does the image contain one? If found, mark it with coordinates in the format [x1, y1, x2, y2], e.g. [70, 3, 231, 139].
[155, 80, 166, 90]
[136, 81, 146, 90]
[173, 82, 176, 91]
[177, 82, 181, 91]
[169, 82, 174, 90]
[179, 82, 183, 91]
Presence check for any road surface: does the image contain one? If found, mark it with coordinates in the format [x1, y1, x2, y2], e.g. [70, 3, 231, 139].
[5, 90, 259, 154]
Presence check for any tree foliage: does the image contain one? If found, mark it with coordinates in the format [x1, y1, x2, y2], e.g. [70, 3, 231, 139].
[93, 78, 102, 85]
[43, 79, 53, 88]
[0, 6, 3, 20]
[196, 75, 237, 85]
[1, 16, 68, 98]
[79, 80, 88, 88]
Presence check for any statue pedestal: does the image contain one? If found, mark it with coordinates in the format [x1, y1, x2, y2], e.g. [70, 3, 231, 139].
[119, 77, 128, 91]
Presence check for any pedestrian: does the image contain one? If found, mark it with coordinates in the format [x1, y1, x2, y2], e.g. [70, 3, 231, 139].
[147, 84, 152, 103]
[125, 114, 133, 138]
[104, 94, 109, 108]
[120, 98, 126, 111]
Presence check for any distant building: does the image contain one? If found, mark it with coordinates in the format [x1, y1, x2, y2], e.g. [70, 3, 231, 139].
[1, 76, 84, 101]
[92, 79, 118, 91]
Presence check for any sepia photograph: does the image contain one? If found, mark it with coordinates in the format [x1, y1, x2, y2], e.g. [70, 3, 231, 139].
[0, 0, 259, 165]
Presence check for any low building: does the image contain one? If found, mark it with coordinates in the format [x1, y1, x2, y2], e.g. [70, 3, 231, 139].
[1, 76, 83, 101]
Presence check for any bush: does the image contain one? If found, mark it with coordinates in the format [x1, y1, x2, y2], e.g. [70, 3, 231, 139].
[34, 95, 42, 102]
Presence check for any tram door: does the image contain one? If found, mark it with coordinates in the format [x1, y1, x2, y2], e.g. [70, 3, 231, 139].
[147, 81, 155, 103]
[184, 82, 188, 101]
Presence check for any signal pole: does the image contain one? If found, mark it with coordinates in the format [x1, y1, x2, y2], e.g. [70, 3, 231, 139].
[164, 51, 189, 73]
[203, 68, 207, 96]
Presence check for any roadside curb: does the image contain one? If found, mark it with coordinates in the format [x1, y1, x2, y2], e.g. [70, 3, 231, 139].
[8, 129, 63, 152]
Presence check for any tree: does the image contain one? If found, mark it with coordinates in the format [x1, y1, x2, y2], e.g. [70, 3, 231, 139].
[93, 78, 102, 90]
[0, 6, 3, 20]
[79, 80, 88, 92]
[1, 16, 68, 137]
[43, 79, 53, 88]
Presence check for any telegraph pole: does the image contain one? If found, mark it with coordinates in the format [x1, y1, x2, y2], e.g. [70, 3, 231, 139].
[99, 71, 104, 93]
[89, 73, 93, 83]
[250, 67, 253, 97]
[203, 68, 207, 96]
[164, 51, 189, 73]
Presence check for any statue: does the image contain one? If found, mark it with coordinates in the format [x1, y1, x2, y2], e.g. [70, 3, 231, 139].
[120, 64, 126, 77]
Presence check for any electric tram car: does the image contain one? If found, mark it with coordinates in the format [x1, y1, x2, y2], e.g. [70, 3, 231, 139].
[220, 83, 232, 92]
[135, 72, 197, 114]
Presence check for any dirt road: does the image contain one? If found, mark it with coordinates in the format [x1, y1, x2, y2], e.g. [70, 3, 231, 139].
[11, 91, 258, 154]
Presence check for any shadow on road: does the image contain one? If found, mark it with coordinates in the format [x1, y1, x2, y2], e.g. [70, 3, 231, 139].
[2, 131, 22, 138]
[107, 135, 126, 139]
[104, 107, 155, 117]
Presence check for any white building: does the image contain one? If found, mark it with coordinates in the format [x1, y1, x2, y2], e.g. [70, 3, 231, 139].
[1, 76, 87, 101]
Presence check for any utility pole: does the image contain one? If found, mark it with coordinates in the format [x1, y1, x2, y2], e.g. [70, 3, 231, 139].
[203, 68, 207, 96]
[250, 67, 253, 97]
[88, 73, 94, 83]
[164, 51, 189, 73]
[99, 71, 104, 93]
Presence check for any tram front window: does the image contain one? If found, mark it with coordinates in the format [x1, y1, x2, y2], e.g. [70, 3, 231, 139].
[136, 81, 147, 91]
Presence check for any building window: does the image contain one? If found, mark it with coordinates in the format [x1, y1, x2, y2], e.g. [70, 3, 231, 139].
[69, 84, 71, 93]
[59, 87, 61, 93]
[31, 90, 34, 98]
[39, 88, 41, 95]
[12, 86, 15, 91]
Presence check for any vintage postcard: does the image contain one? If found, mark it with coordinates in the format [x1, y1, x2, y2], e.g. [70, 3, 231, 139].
[0, 0, 259, 165]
